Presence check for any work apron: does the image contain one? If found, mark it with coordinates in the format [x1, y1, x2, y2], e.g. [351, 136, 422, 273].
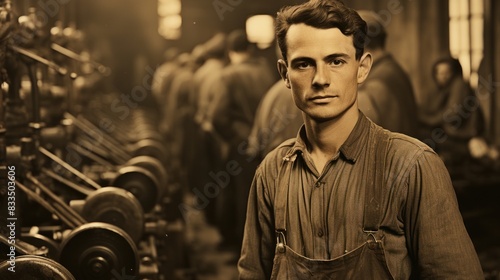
[270, 129, 394, 280]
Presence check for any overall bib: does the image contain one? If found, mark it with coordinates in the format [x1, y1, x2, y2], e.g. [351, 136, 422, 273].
[270, 130, 395, 280]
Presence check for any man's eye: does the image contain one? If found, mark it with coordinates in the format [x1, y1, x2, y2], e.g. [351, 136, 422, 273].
[330, 59, 345, 66]
[296, 62, 311, 69]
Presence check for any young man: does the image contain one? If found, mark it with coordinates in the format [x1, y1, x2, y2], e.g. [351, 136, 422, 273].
[238, 0, 484, 279]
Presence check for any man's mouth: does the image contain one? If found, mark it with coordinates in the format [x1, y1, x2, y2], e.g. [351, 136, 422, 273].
[309, 95, 337, 103]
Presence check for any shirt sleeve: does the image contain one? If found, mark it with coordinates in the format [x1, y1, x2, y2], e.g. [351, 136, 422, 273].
[238, 167, 276, 280]
[404, 150, 484, 279]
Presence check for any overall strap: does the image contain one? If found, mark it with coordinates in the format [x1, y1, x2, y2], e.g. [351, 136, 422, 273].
[363, 129, 391, 232]
[274, 154, 296, 246]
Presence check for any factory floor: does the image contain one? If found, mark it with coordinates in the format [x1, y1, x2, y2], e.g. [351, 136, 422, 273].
[177, 163, 500, 280]
[454, 175, 500, 279]
[172, 194, 239, 280]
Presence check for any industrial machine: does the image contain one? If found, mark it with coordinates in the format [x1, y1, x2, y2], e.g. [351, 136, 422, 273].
[0, 1, 185, 279]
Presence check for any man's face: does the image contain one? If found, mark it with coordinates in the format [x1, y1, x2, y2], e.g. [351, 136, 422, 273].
[435, 62, 453, 88]
[278, 24, 371, 123]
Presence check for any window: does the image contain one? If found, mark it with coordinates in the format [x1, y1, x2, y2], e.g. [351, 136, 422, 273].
[246, 15, 275, 49]
[449, 0, 484, 89]
[158, 0, 182, 40]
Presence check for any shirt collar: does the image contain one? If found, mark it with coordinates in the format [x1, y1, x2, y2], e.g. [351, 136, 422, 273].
[285, 111, 371, 163]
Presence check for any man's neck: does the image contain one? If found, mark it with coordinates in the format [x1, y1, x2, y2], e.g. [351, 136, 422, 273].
[304, 107, 359, 172]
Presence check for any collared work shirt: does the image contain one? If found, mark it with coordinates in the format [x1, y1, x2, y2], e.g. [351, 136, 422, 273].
[238, 113, 483, 279]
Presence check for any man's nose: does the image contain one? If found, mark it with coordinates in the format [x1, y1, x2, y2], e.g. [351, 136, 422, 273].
[312, 64, 330, 88]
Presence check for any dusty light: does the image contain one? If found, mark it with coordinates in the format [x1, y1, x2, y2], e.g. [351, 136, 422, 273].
[161, 15, 182, 29]
[158, 0, 182, 40]
[158, 0, 181, 16]
[246, 15, 275, 49]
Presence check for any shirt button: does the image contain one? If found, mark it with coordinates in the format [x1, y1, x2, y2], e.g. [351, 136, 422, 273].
[317, 230, 324, 237]
[315, 182, 321, 188]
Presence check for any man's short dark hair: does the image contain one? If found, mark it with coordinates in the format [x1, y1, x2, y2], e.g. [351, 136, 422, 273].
[276, 0, 367, 62]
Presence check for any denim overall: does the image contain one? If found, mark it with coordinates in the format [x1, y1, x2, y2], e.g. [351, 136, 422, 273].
[270, 130, 395, 279]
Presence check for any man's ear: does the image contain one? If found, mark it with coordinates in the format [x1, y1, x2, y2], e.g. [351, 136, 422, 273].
[357, 52, 373, 84]
[277, 59, 291, 88]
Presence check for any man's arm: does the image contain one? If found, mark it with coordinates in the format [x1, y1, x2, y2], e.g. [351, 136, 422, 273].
[404, 150, 484, 279]
[238, 168, 276, 280]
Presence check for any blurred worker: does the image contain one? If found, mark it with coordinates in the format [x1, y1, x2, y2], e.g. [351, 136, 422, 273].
[247, 78, 303, 163]
[188, 33, 228, 225]
[160, 47, 204, 190]
[151, 47, 180, 111]
[419, 57, 484, 167]
[193, 33, 228, 125]
[211, 29, 275, 249]
[246, 45, 303, 163]
[357, 10, 418, 136]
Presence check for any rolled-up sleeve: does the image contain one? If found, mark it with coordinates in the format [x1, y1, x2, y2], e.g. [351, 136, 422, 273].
[404, 150, 484, 279]
[238, 167, 275, 280]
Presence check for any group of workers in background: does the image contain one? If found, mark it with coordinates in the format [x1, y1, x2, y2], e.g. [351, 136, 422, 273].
[151, 7, 488, 261]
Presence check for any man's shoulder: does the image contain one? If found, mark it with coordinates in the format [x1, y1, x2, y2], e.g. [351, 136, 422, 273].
[386, 128, 423, 144]
[381, 129, 440, 175]
[385, 129, 434, 156]
[257, 138, 297, 174]
[264, 138, 296, 159]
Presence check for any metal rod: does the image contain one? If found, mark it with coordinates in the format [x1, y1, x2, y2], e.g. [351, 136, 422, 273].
[0, 234, 32, 256]
[78, 113, 132, 154]
[51, 43, 109, 74]
[26, 174, 87, 226]
[16, 180, 79, 228]
[52, 203, 85, 227]
[21, 225, 64, 233]
[90, 109, 136, 143]
[67, 142, 116, 169]
[26, 63, 41, 128]
[78, 115, 130, 152]
[25, 63, 42, 175]
[0, 83, 6, 173]
[9, 45, 68, 76]
[41, 168, 93, 196]
[39, 147, 102, 190]
[65, 113, 131, 162]
[75, 136, 120, 163]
